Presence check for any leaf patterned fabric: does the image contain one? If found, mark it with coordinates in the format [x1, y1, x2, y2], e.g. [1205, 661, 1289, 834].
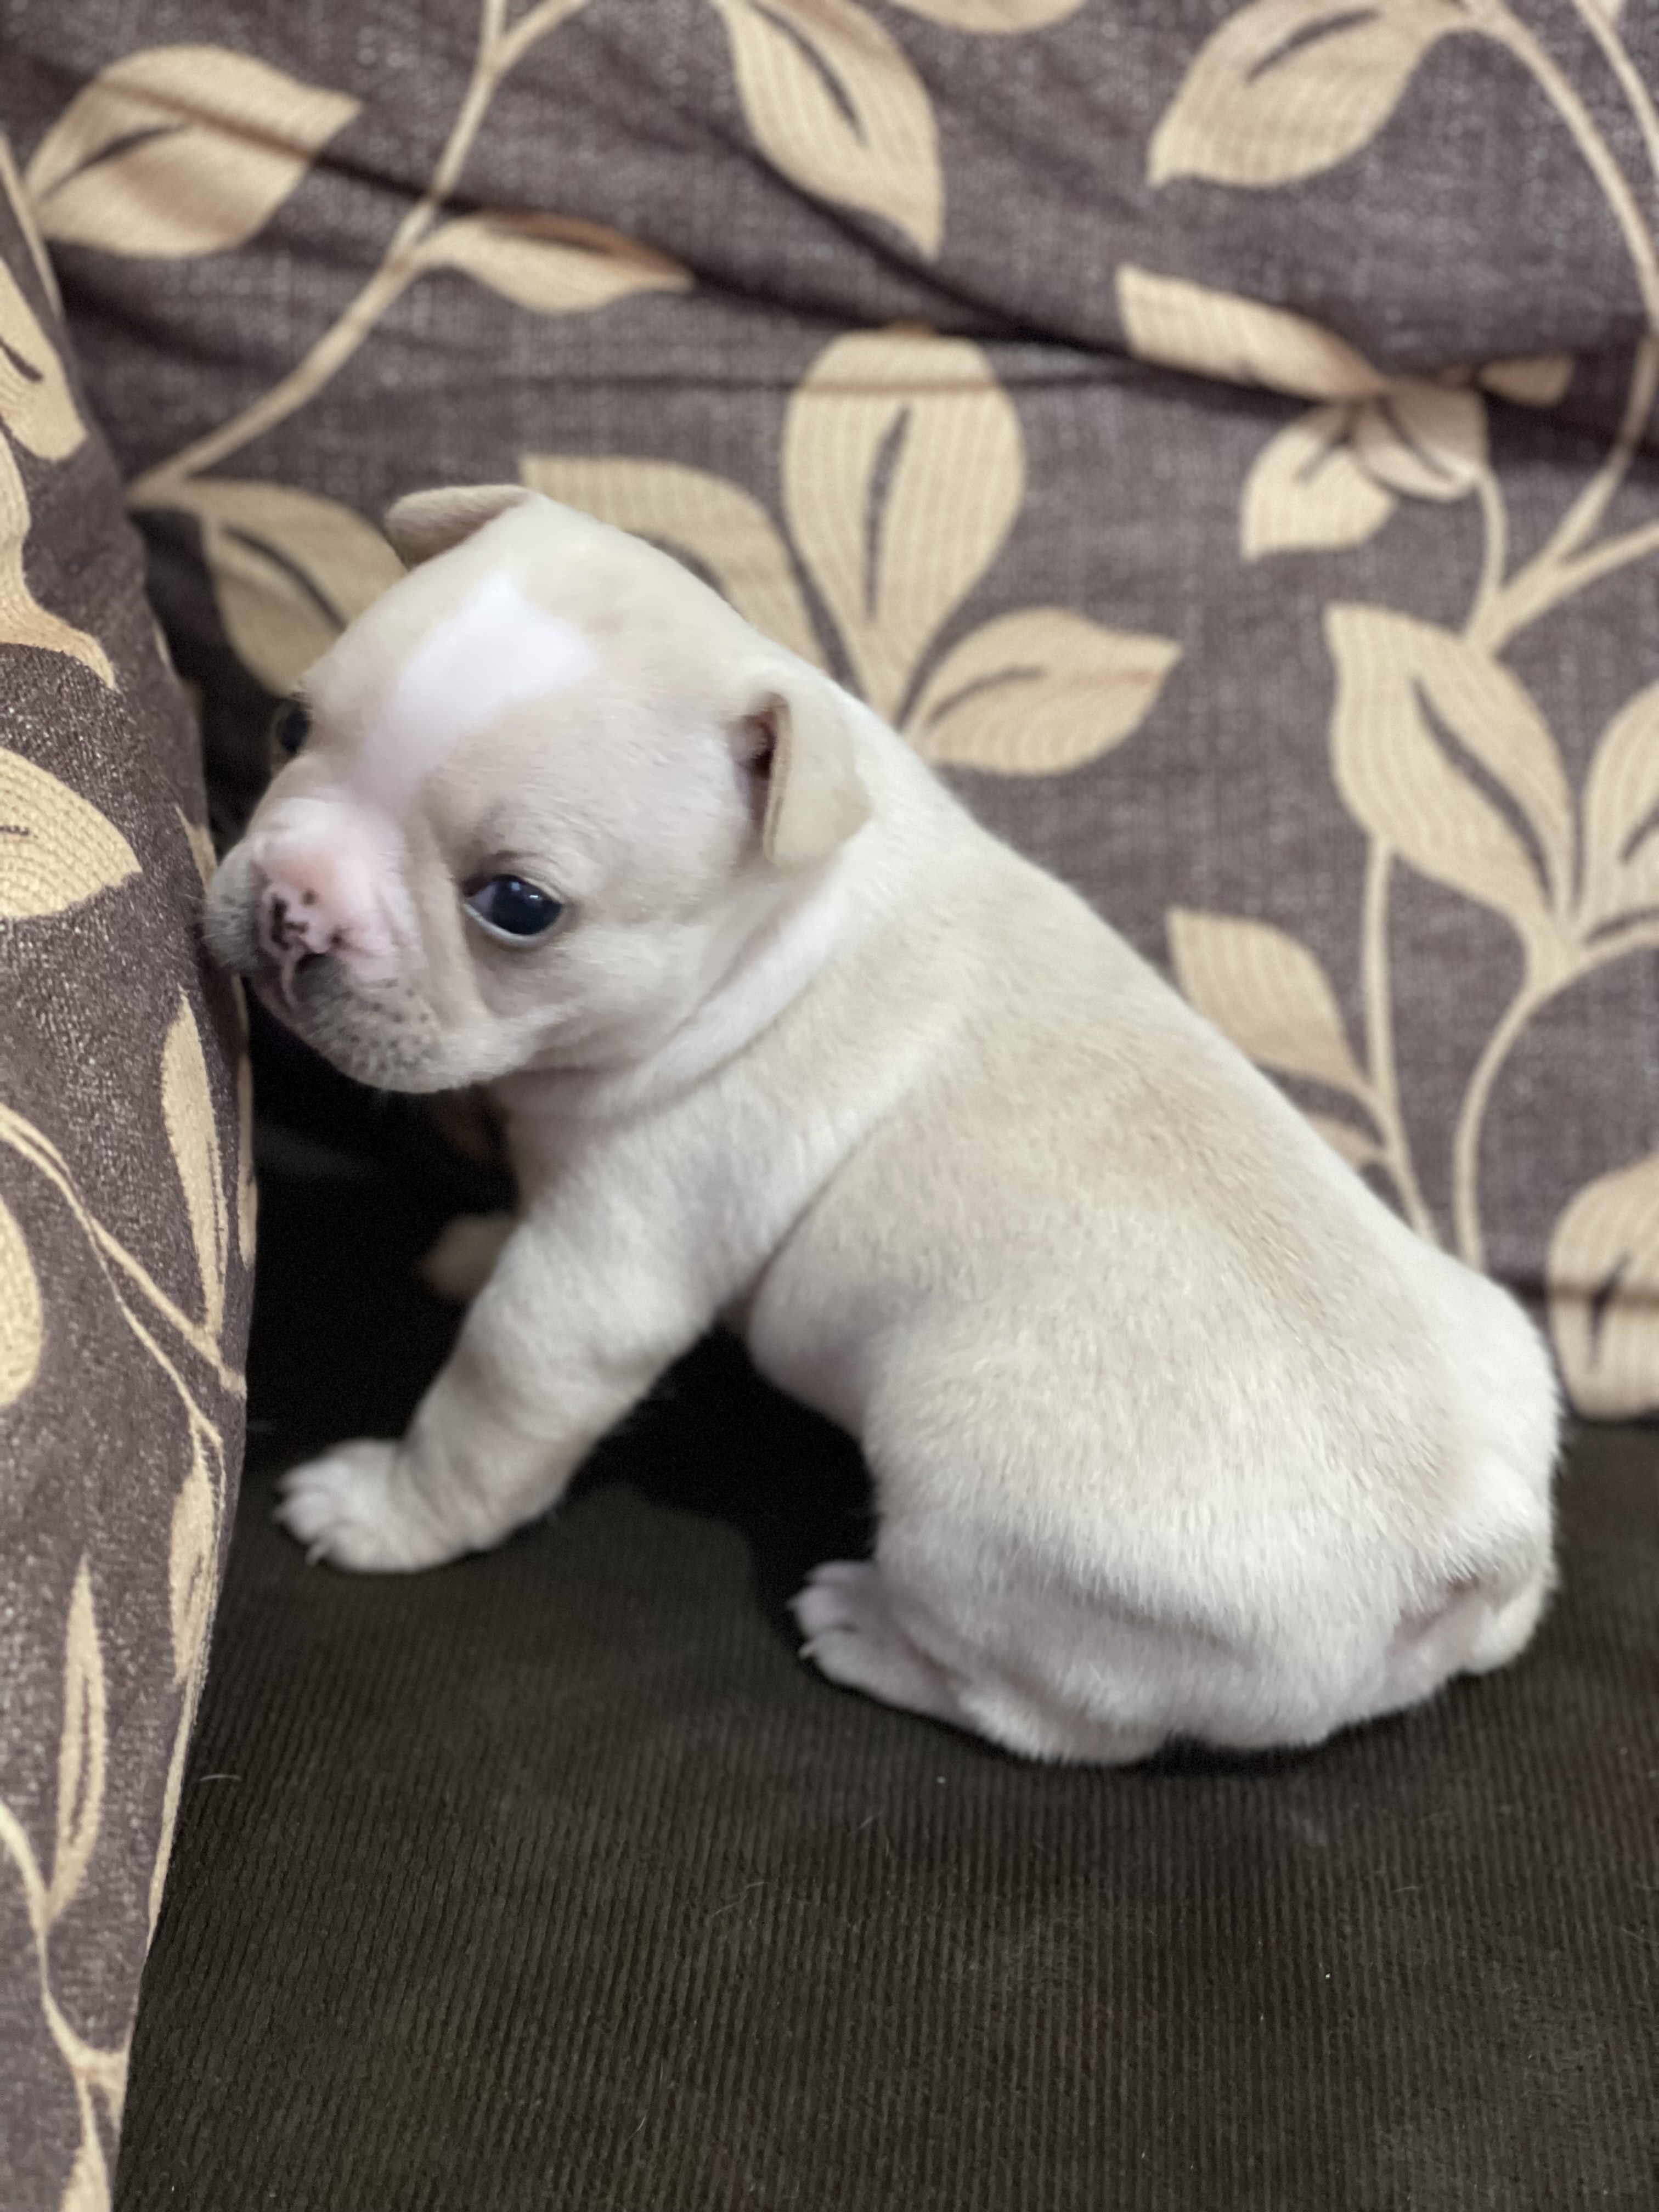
[3, 0, 1655, 1434]
[0, 151, 252, 2212]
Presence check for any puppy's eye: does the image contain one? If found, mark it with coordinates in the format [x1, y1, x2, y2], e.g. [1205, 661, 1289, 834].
[271, 699, 311, 757]
[464, 874, 564, 942]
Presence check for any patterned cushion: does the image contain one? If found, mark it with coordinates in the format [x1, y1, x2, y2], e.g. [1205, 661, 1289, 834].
[4, 2, 1655, 1419]
[0, 154, 251, 2212]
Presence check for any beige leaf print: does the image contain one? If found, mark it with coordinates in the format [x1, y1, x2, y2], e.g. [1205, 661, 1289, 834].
[1350, 381, 1486, 501]
[909, 608, 1179, 773]
[1149, 0, 1460, 189]
[149, 1700, 191, 1940]
[1167, 909, 1372, 1099]
[1549, 1154, 1659, 1418]
[0, 1190, 43, 1409]
[1479, 354, 1574, 408]
[518, 454, 822, 664]
[0, 746, 137, 920]
[169, 1432, 218, 1686]
[1578, 681, 1659, 933]
[1241, 405, 1397, 558]
[150, 1443, 215, 1940]
[176, 807, 218, 893]
[0, 259, 85, 460]
[531, 334, 1171, 777]
[712, 0, 944, 256]
[417, 212, 689, 313]
[1122, 278, 1496, 555]
[236, 1054, 257, 1267]
[0, 439, 115, 686]
[47, 1559, 106, 1925]
[894, 0, 1083, 22]
[150, 479, 404, 697]
[1324, 606, 1574, 952]
[25, 45, 359, 259]
[0, 132, 61, 309]
[783, 328, 1023, 720]
[1116, 268, 1380, 403]
[162, 994, 228, 1339]
[58, 2129, 110, 2212]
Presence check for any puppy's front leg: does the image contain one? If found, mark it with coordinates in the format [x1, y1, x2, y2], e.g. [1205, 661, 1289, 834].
[278, 1214, 703, 1572]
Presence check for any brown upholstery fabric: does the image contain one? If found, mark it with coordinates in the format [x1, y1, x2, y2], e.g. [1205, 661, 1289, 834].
[115, 1108, 1659, 2212]
[1, 0, 1656, 1412]
[0, 160, 252, 2212]
[0, 9, 1649, 2200]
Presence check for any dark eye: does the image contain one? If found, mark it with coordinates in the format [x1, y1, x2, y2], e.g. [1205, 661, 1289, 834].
[271, 699, 311, 756]
[464, 874, 564, 941]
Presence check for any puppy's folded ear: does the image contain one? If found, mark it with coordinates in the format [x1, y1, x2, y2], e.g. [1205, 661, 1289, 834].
[384, 485, 538, 567]
[742, 675, 872, 873]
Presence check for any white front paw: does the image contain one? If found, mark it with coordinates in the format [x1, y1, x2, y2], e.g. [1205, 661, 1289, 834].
[275, 1441, 462, 1573]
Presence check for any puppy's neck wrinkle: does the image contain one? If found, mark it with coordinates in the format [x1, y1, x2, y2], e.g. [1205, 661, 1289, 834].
[507, 854, 871, 1125]
[657, 741, 974, 1098]
[677, 862, 848, 1047]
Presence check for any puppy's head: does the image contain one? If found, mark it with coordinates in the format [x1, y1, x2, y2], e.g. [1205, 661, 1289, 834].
[204, 488, 872, 1092]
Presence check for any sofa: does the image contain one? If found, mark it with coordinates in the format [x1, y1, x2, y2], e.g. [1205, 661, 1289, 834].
[1, 3, 1654, 2205]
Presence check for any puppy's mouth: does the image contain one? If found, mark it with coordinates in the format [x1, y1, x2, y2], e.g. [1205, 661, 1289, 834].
[249, 961, 318, 1028]
[245, 941, 365, 1037]
[259, 888, 344, 1009]
[205, 867, 509, 1094]
[205, 878, 381, 1022]
[203, 899, 323, 1027]
[241, 936, 476, 1094]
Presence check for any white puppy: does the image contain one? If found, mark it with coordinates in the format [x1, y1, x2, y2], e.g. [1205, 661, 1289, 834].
[205, 487, 1559, 1764]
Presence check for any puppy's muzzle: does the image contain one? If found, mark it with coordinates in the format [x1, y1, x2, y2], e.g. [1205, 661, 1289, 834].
[205, 836, 386, 1008]
[246, 816, 404, 990]
[257, 880, 342, 1002]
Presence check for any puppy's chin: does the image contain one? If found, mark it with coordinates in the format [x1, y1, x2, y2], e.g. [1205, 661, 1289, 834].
[253, 963, 494, 1096]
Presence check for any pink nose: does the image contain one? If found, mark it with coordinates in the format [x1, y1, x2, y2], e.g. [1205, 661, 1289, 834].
[248, 806, 405, 998]
[255, 861, 356, 1006]
[258, 874, 343, 963]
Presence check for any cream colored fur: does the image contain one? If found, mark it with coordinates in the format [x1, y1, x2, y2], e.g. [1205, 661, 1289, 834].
[205, 488, 1560, 1764]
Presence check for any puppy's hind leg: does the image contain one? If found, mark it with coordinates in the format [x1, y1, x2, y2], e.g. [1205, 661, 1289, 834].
[790, 1560, 1170, 1763]
[791, 1561, 964, 1728]
[1463, 1561, 1552, 1675]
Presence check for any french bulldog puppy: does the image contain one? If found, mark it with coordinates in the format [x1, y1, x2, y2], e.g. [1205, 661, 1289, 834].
[205, 487, 1559, 1763]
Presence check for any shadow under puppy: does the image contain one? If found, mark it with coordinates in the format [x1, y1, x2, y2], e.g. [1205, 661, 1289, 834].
[205, 486, 1560, 1765]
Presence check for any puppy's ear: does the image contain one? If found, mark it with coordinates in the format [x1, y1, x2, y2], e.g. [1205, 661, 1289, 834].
[741, 676, 872, 873]
[383, 485, 538, 567]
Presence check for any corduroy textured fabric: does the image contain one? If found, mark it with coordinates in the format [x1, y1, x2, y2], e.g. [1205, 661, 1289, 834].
[116, 1038, 1658, 2212]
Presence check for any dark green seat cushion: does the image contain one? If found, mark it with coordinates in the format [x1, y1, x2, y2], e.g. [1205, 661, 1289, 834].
[117, 1041, 1657, 2212]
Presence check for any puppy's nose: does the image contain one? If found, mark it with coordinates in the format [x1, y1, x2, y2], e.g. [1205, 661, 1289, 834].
[243, 799, 408, 995]
[254, 865, 346, 1006]
[251, 832, 387, 1002]
[257, 868, 346, 967]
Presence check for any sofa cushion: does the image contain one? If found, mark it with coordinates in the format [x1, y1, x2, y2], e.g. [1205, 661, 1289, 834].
[4, 2, 1655, 1409]
[0, 152, 251, 2212]
[115, 1139, 1659, 2212]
